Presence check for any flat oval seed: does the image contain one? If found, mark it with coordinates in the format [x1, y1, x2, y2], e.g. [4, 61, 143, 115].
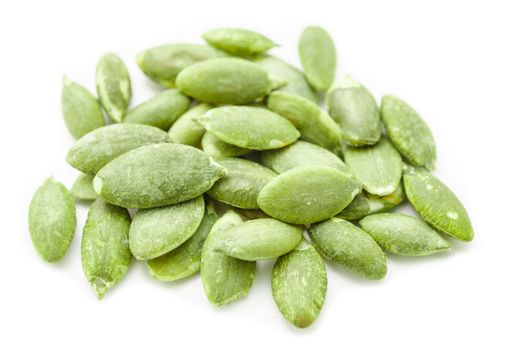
[338, 184, 405, 221]
[28, 178, 76, 262]
[258, 166, 361, 225]
[403, 166, 474, 241]
[176, 57, 270, 104]
[93, 144, 227, 209]
[261, 140, 349, 174]
[96, 53, 131, 122]
[168, 103, 212, 147]
[61, 76, 105, 139]
[207, 158, 276, 209]
[124, 89, 191, 130]
[201, 210, 256, 306]
[129, 196, 205, 260]
[147, 200, 217, 281]
[298, 26, 336, 91]
[308, 218, 387, 280]
[137, 44, 227, 88]
[214, 218, 303, 260]
[272, 241, 327, 328]
[381, 95, 436, 170]
[326, 76, 381, 146]
[196, 106, 300, 150]
[344, 138, 402, 196]
[203, 28, 277, 56]
[81, 198, 131, 299]
[201, 132, 251, 159]
[66, 124, 172, 175]
[359, 213, 450, 256]
[71, 173, 97, 201]
[267, 91, 342, 154]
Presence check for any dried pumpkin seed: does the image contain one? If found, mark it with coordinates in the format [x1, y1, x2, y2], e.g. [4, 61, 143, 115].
[71, 173, 98, 201]
[298, 26, 336, 91]
[337, 184, 405, 221]
[203, 28, 277, 56]
[201, 132, 251, 159]
[96, 53, 131, 122]
[168, 103, 212, 146]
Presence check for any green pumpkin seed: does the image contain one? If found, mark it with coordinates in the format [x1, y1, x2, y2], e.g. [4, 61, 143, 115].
[207, 158, 276, 209]
[267, 91, 342, 154]
[124, 89, 191, 130]
[272, 240, 327, 328]
[195, 106, 300, 150]
[298, 26, 336, 91]
[66, 124, 172, 175]
[93, 143, 227, 208]
[344, 138, 402, 196]
[147, 200, 217, 281]
[308, 218, 386, 279]
[61, 76, 105, 139]
[71, 173, 97, 201]
[176, 57, 269, 104]
[168, 103, 212, 147]
[326, 76, 381, 146]
[337, 184, 405, 221]
[258, 166, 361, 225]
[381, 95, 436, 170]
[359, 213, 450, 256]
[28, 178, 76, 262]
[201, 132, 251, 159]
[81, 198, 131, 299]
[201, 210, 255, 306]
[261, 140, 348, 174]
[203, 28, 277, 56]
[96, 53, 131, 122]
[214, 218, 303, 260]
[403, 166, 473, 241]
[129, 196, 205, 260]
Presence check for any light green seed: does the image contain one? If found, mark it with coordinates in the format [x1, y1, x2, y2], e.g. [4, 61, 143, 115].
[203, 28, 277, 56]
[61, 76, 105, 139]
[28, 178, 76, 263]
[96, 53, 131, 122]
[359, 213, 450, 256]
[81, 198, 131, 299]
[298, 26, 336, 91]
[337, 184, 405, 221]
[168, 103, 212, 147]
[403, 166, 473, 241]
[129, 196, 205, 260]
[71, 173, 98, 201]
[308, 217, 387, 280]
[201, 132, 251, 159]
[272, 240, 327, 328]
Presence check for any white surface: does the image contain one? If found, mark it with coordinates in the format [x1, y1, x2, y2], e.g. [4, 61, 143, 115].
[1, 0, 527, 349]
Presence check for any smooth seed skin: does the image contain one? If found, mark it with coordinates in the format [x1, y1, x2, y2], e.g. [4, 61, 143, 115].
[168, 103, 212, 147]
[203, 28, 277, 56]
[298, 26, 336, 91]
[70, 173, 97, 201]
[338, 184, 405, 221]
[96, 53, 131, 122]
[201, 132, 251, 159]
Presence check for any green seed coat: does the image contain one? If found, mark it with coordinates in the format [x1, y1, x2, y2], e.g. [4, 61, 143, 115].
[298, 26, 336, 91]
[203, 28, 277, 56]
[96, 53, 131, 122]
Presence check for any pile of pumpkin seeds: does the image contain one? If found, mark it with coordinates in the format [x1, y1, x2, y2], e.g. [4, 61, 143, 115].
[28, 26, 474, 328]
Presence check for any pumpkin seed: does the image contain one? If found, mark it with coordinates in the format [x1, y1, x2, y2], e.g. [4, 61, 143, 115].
[203, 28, 277, 56]
[308, 217, 387, 279]
[66, 124, 172, 175]
[96, 53, 131, 122]
[403, 166, 473, 241]
[298, 26, 336, 91]
[381, 95, 436, 170]
[71, 173, 97, 201]
[201, 210, 256, 306]
[201, 131, 251, 159]
[258, 166, 361, 225]
[129, 196, 205, 260]
[28, 178, 76, 262]
[61, 76, 105, 139]
[338, 184, 405, 221]
[359, 213, 450, 256]
[272, 240, 327, 328]
[93, 143, 227, 208]
[168, 103, 212, 147]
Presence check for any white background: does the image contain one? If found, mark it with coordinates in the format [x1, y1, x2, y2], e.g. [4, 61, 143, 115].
[1, 0, 527, 349]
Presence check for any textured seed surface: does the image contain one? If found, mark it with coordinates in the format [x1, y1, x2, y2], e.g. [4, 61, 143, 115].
[308, 218, 387, 279]
[360, 213, 450, 256]
[66, 124, 172, 175]
[124, 89, 191, 130]
[201, 210, 256, 306]
[272, 241, 327, 328]
[81, 198, 131, 299]
[268, 91, 342, 154]
[258, 166, 361, 225]
[214, 218, 303, 260]
[93, 143, 226, 208]
[381, 95, 436, 170]
[148, 201, 217, 281]
[261, 140, 348, 174]
[196, 106, 300, 150]
[298, 26, 336, 91]
[344, 137, 402, 196]
[203, 28, 277, 56]
[338, 184, 405, 221]
[326, 76, 381, 146]
[96, 53, 131, 122]
[28, 178, 76, 262]
[168, 103, 212, 147]
[129, 196, 205, 260]
[71, 173, 97, 201]
[176, 57, 269, 104]
[404, 166, 473, 241]
[207, 158, 276, 209]
[201, 131, 251, 159]
[61, 76, 105, 139]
